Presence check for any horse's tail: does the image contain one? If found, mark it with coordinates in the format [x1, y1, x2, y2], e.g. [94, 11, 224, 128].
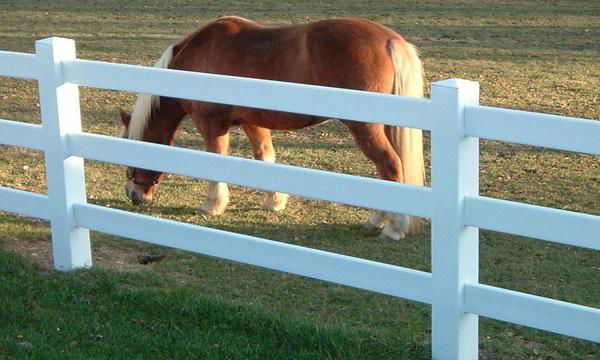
[386, 40, 426, 235]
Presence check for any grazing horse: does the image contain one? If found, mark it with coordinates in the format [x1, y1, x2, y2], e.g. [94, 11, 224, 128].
[119, 16, 425, 240]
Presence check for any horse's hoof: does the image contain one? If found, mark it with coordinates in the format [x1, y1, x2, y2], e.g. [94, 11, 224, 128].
[199, 202, 227, 216]
[365, 216, 385, 230]
[262, 204, 286, 212]
[391, 214, 411, 235]
[379, 225, 405, 241]
[365, 211, 391, 230]
[262, 193, 288, 212]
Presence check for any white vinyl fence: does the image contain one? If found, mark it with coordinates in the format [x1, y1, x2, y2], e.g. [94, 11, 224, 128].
[1, 37, 599, 359]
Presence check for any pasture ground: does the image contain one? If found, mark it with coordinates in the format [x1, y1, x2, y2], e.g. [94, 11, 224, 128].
[1, 1, 599, 358]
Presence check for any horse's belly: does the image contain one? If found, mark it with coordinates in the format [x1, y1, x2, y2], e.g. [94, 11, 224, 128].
[235, 108, 326, 130]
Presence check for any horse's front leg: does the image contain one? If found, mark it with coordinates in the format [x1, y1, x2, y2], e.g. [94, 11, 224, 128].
[242, 124, 288, 212]
[200, 181, 229, 215]
[193, 112, 231, 215]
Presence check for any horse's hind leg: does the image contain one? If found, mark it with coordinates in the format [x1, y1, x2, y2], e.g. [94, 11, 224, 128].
[344, 121, 410, 240]
[193, 113, 231, 215]
[242, 124, 288, 211]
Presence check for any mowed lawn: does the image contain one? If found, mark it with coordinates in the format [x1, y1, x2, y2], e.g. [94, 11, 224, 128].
[0, 1, 599, 359]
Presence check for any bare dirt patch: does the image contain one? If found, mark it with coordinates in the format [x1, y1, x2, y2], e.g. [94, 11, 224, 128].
[4, 236, 154, 272]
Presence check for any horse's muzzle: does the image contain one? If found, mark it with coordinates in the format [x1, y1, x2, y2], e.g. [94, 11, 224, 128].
[130, 190, 144, 205]
[126, 182, 153, 205]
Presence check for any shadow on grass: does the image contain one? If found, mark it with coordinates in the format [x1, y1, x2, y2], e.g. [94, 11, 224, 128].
[0, 213, 50, 244]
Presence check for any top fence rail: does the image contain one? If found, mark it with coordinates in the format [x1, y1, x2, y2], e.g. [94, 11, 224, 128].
[3, 51, 598, 155]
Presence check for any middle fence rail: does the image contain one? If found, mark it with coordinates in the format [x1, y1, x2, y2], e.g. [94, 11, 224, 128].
[69, 132, 433, 218]
[0, 37, 599, 359]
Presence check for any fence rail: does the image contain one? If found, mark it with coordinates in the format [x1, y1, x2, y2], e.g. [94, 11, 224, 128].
[465, 105, 600, 155]
[0, 51, 37, 79]
[75, 202, 434, 303]
[0, 186, 51, 220]
[464, 195, 600, 250]
[464, 283, 600, 343]
[64, 58, 432, 129]
[0, 119, 45, 150]
[69, 132, 433, 217]
[1, 37, 599, 359]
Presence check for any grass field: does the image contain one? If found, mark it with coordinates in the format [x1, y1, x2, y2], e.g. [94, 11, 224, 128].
[1, 0, 599, 358]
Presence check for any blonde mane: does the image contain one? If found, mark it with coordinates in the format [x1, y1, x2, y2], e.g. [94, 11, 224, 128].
[128, 44, 176, 140]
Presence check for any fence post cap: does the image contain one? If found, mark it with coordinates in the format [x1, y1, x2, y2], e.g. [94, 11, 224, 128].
[35, 37, 74, 45]
[35, 37, 76, 55]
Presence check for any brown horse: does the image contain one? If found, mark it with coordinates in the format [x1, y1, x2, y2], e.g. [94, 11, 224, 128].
[119, 16, 425, 240]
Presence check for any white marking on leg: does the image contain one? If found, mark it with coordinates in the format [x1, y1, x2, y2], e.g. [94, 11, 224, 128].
[379, 214, 410, 241]
[380, 224, 406, 241]
[259, 144, 289, 212]
[200, 181, 229, 215]
[263, 192, 288, 211]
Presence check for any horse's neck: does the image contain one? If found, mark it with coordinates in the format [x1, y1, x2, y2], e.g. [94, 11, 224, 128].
[144, 98, 187, 145]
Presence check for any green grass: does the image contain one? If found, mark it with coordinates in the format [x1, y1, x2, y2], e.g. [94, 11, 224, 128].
[0, 251, 428, 359]
[1, 1, 599, 359]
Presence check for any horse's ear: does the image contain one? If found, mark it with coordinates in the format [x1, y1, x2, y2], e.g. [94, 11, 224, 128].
[119, 109, 131, 127]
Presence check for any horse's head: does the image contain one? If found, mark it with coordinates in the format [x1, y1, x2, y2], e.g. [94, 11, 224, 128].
[119, 109, 163, 205]
[116, 45, 181, 206]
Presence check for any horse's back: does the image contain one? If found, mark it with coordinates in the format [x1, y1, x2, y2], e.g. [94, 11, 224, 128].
[303, 18, 404, 91]
[173, 17, 309, 83]
[173, 17, 405, 92]
[171, 17, 416, 129]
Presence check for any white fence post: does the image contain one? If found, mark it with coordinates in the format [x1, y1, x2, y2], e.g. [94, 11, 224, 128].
[36, 37, 92, 270]
[431, 79, 480, 359]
